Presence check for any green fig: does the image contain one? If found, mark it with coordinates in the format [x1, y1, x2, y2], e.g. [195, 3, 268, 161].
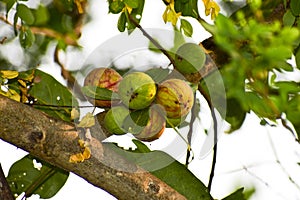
[125, 105, 166, 142]
[156, 79, 194, 118]
[118, 72, 156, 110]
[175, 43, 206, 74]
[103, 105, 130, 135]
[84, 67, 122, 107]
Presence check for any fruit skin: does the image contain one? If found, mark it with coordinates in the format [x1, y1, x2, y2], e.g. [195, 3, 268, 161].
[103, 105, 130, 135]
[84, 67, 122, 107]
[134, 105, 166, 142]
[118, 72, 156, 110]
[156, 79, 194, 118]
[174, 43, 206, 74]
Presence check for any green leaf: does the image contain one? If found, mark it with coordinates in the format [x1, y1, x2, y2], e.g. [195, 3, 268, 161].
[225, 98, 246, 133]
[145, 68, 170, 83]
[17, 3, 35, 25]
[33, 5, 49, 25]
[7, 155, 69, 199]
[118, 12, 127, 32]
[106, 143, 212, 200]
[108, 0, 125, 14]
[131, 139, 151, 153]
[222, 188, 245, 200]
[124, 0, 139, 8]
[28, 69, 79, 122]
[123, 108, 150, 134]
[3, 0, 16, 14]
[295, 47, 300, 69]
[291, 0, 300, 16]
[81, 86, 119, 100]
[174, 0, 199, 19]
[19, 26, 35, 49]
[180, 18, 193, 37]
[283, 10, 296, 27]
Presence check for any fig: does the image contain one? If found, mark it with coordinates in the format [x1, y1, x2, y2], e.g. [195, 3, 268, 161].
[174, 43, 206, 74]
[118, 72, 156, 110]
[103, 105, 130, 135]
[125, 105, 166, 142]
[84, 67, 122, 107]
[156, 79, 194, 118]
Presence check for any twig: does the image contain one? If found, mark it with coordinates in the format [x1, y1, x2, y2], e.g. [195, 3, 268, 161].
[267, 129, 300, 191]
[0, 15, 78, 46]
[198, 84, 218, 193]
[185, 94, 197, 166]
[281, 117, 299, 143]
[127, 14, 177, 68]
[0, 164, 15, 200]
[54, 46, 86, 100]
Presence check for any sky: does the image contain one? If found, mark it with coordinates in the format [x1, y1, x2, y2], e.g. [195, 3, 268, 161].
[0, 0, 300, 200]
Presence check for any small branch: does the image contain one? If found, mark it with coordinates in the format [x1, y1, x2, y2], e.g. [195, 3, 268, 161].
[0, 15, 78, 46]
[198, 85, 218, 193]
[54, 46, 86, 101]
[127, 14, 177, 68]
[0, 95, 186, 200]
[267, 130, 300, 191]
[0, 164, 15, 200]
[185, 94, 197, 166]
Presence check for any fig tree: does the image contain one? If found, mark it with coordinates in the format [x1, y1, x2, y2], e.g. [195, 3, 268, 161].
[156, 79, 194, 118]
[174, 43, 206, 74]
[118, 72, 156, 110]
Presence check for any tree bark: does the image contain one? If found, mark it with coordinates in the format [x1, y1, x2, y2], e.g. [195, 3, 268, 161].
[0, 95, 186, 200]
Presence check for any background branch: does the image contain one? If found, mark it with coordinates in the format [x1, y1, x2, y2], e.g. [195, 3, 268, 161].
[0, 95, 186, 200]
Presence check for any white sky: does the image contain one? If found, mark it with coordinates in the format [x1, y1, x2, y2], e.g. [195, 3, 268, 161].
[0, 0, 300, 200]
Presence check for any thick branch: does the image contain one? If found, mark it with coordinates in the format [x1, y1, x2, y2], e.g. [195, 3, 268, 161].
[0, 95, 186, 200]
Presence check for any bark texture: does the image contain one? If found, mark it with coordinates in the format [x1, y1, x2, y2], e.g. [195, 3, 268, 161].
[0, 95, 186, 200]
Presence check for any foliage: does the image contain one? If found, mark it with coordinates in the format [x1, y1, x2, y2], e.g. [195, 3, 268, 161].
[0, 0, 299, 199]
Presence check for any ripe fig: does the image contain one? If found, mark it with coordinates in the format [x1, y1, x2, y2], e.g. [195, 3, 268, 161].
[129, 105, 166, 142]
[118, 72, 156, 110]
[156, 79, 194, 118]
[103, 105, 130, 135]
[84, 67, 122, 107]
[174, 43, 206, 74]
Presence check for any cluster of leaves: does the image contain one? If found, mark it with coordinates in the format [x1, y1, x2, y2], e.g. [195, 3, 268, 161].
[0, 0, 85, 69]
[209, 3, 300, 136]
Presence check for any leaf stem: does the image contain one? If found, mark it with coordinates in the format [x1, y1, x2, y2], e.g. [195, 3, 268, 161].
[185, 94, 197, 166]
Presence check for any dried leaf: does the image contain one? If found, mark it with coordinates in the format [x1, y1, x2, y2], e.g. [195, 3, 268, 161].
[71, 108, 80, 120]
[77, 112, 95, 127]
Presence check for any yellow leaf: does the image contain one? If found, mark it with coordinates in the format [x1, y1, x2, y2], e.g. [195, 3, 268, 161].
[74, 0, 86, 14]
[0, 70, 19, 79]
[202, 0, 220, 20]
[0, 88, 21, 102]
[162, 3, 181, 26]
[78, 112, 95, 128]
[71, 108, 80, 120]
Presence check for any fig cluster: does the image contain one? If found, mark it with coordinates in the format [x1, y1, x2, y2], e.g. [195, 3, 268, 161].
[83, 67, 195, 141]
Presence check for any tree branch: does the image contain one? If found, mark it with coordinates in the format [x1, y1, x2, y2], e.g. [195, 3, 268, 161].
[0, 95, 186, 200]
